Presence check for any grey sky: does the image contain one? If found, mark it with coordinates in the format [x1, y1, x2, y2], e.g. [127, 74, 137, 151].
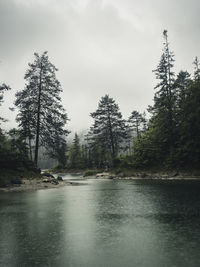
[0, 0, 199, 134]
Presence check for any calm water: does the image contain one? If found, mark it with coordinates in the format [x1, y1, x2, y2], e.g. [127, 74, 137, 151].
[1, 175, 200, 267]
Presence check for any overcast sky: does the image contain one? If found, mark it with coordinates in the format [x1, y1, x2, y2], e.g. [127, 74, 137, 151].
[0, 0, 199, 135]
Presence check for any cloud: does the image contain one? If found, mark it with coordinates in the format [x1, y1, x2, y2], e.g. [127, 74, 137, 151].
[0, 0, 199, 133]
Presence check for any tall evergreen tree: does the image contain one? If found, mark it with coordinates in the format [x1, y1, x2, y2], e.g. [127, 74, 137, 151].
[150, 30, 176, 163]
[15, 52, 69, 166]
[88, 95, 128, 163]
[133, 30, 176, 168]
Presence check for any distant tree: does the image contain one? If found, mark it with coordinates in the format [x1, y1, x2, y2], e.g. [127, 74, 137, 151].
[15, 52, 69, 166]
[47, 136, 67, 168]
[88, 95, 128, 165]
[128, 110, 146, 138]
[69, 133, 83, 169]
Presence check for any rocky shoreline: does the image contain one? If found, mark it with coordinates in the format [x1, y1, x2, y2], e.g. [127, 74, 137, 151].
[91, 171, 200, 180]
[0, 172, 76, 192]
[0, 178, 69, 192]
[1, 171, 200, 192]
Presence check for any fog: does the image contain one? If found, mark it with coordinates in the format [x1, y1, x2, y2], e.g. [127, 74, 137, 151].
[0, 0, 199, 134]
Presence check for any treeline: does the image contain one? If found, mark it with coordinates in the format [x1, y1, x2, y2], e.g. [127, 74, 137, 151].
[0, 30, 200, 175]
[66, 30, 200, 171]
[133, 31, 200, 171]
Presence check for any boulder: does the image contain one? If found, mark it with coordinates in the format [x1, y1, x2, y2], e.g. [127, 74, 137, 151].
[96, 172, 110, 178]
[140, 173, 147, 178]
[169, 170, 178, 177]
[42, 178, 50, 183]
[51, 180, 59, 185]
[57, 176, 63, 181]
[42, 172, 55, 178]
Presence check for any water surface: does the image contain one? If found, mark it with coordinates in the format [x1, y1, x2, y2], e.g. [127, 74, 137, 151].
[0, 175, 200, 267]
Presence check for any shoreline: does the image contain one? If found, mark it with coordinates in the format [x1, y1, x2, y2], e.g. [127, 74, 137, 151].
[0, 178, 71, 193]
[1, 172, 200, 193]
[87, 172, 200, 181]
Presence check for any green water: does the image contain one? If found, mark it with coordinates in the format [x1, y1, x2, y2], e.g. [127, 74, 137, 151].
[0, 175, 200, 267]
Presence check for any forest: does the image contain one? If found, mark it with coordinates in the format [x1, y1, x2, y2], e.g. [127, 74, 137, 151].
[0, 30, 200, 185]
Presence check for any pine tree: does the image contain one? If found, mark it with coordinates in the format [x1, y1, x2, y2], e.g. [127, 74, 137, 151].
[151, 30, 176, 163]
[48, 136, 67, 168]
[15, 52, 69, 166]
[88, 95, 128, 164]
[69, 133, 82, 169]
[133, 30, 176, 168]
[128, 111, 146, 138]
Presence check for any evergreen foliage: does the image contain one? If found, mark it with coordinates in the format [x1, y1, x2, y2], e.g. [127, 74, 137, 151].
[87, 95, 128, 167]
[0, 83, 10, 123]
[15, 52, 69, 166]
[68, 133, 83, 169]
[132, 31, 200, 170]
[128, 111, 146, 138]
[1, 31, 200, 175]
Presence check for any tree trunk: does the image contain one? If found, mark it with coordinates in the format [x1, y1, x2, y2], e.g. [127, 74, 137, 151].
[34, 66, 42, 166]
[29, 138, 32, 161]
[107, 109, 115, 157]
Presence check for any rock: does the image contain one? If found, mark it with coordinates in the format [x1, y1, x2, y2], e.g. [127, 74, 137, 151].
[11, 178, 22, 185]
[96, 172, 116, 179]
[162, 174, 169, 179]
[169, 170, 178, 177]
[51, 180, 59, 185]
[96, 172, 110, 178]
[57, 176, 63, 181]
[42, 172, 55, 178]
[69, 182, 81, 186]
[140, 173, 147, 178]
[42, 178, 50, 183]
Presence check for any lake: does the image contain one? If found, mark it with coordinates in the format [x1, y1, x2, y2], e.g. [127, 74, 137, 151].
[0, 174, 200, 267]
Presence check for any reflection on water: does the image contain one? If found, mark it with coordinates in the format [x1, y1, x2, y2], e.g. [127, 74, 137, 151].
[1, 177, 200, 267]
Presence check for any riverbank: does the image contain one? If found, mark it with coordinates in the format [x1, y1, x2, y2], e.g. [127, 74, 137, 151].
[0, 177, 71, 192]
[1, 170, 200, 193]
[86, 171, 200, 180]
